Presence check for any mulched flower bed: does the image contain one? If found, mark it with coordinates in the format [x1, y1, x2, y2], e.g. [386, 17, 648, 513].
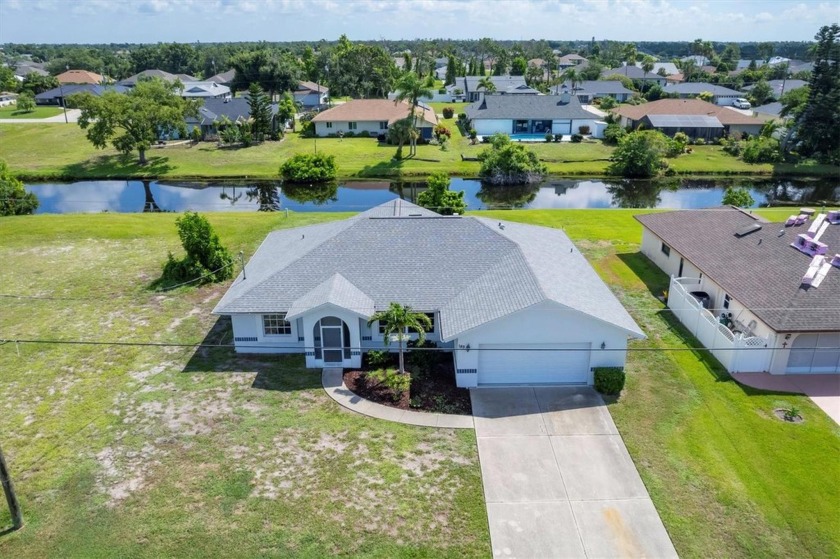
[343, 355, 472, 416]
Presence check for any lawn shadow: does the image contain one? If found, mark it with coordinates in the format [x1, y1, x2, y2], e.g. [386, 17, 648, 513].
[60, 153, 174, 178]
[181, 316, 320, 392]
[0, 526, 21, 538]
[359, 157, 404, 177]
[658, 309, 732, 384]
[618, 252, 670, 298]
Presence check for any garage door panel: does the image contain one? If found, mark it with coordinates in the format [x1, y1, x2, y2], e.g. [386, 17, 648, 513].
[477, 343, 591, 385]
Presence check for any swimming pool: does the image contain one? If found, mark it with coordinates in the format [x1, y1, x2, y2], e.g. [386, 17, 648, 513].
[508, 133, 553, 142]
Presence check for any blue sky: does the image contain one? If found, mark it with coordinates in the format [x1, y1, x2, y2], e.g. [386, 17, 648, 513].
[0, 0, 836, 44]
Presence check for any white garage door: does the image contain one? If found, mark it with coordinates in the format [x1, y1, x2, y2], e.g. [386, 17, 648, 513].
[786, 333, 840, 374]
[477, 343, 591, 385]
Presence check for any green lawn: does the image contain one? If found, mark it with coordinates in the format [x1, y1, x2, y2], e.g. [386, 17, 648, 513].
[2, 122, 836, 181]
[0, 105, 64, 119]
[1, 210, 838, 558]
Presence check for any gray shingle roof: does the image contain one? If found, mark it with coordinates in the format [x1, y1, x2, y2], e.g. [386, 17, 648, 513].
[559, 80, 634, 96]
[214, 200, 644, 340]
[187, 97, 278, 126]
[646, 114, 723, 128]
[465, 94, 599, 121]
[664, 82, 743, 96]
[35, 84, 128, 101]
[636, 209, 840, 332]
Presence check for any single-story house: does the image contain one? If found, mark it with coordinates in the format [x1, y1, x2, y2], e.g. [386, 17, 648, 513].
[752, 101, 783, 118]
[213, 200, 645, 387]
[663, 82, 744, 106]
[464, 93, 606, 137]
[35, 84, 129, 106]
[179, 81, 231, 99]
[207, 69, 236, 86]
[56, 69, 104, 85]
[637, 207, 840, 375]
[680, 55, 711, 66]
[118, 69, 197, 87]
[185, 97, 280, 138]
[613, 98, 770, 138]
[0, 92, 17, 107]
[635, 61, 679, 76]
[13, 62, 48, 79]
[601, 66, 667, 85]
[556, 80, 634, 103]
[310, 99, 438, 139]
[735, 59, 767, 71]
[449, 76, 540, 102]
[558, 54, 588, 69]
[294, 80, 328, 108]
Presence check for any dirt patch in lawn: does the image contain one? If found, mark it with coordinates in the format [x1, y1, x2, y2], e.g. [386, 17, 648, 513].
[344, 356, 471, 415]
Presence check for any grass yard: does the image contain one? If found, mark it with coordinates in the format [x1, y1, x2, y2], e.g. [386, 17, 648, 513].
[0, 212, 488, 558]
[2, 122, 836, 181]
[0, 209, 838, 558]
[0, 105, 64, 119]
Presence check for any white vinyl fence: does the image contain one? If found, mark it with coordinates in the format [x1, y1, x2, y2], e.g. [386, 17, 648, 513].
[668, 277, 773, 373]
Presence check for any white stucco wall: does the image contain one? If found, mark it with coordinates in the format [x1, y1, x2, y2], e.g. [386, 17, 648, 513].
[452, 302, 631, 387]
[231, 313, 303, 354]
[314, 121, 386, 137]
[299, 304, 363, 369]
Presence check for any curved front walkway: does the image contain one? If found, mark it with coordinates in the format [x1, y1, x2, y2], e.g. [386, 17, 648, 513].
[321, 368, 474, 429]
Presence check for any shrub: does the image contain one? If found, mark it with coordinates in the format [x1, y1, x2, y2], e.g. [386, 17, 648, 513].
[0, 160, 39, 216]
[342, 131, 355, 138]
[442, 106, 455, 119]
[721, 137, 743, 156]
[367, 368, 411, 400]
[190, 127, 202, 143]
[597, 96, 618, 110]
[545, 131, 554, 142]
[742, 136, 782, 163]
[279, 153, 337, 183]
[570, 133, 583, 143]
[433, 124, 451, 141]
[407, 339, 439, 376]
[299, 120, 315, 137]
[608, 130, 671, 178]
[603, 123, 626, 145]
[457, 112, 467, 121]
[578, 125, 591, 135]
[160, 212, 234, 286]
[693, 137, 706, 146]
[376, 133, 386, 142]
[366, 350, 391, 368]
[554, 133, 563, 142]
[478, 133, 548, 185]
[438, 88, 447, 94]
[594, 367, 625, 395]
[722, 186, 755, 207]
[416, 171, 467, 215]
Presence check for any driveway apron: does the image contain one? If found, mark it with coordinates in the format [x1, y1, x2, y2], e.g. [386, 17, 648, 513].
[471, 387, 677, 558]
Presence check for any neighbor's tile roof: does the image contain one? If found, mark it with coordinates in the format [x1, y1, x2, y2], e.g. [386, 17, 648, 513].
[464, 93, 599, 121]
[311, 99, 437, 126]
[56, 69, 104, 84]
[636, 208, 840, 332]
[613, 98, 768, 126]
[214, 200, 644, 339]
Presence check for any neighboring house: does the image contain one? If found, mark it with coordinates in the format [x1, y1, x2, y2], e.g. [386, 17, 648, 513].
[734, 59, 767, 71]
[663, 82, 744, 106]
[465, 93, 606, 137]
[185, 97, 280, 138]
[34, 84, 128, 106]
[310, 99, 438, 139]
[636, 208, 840, 375]
[213, 200, 645, 386]
[752, 101, 783, 118]
[556, 80, 634, 103]
[449, 76, 539, 102]
[788, 60, 814, 74]
[207, 69, 236, 86]
[56, 69, 104, 85]
[118, 69, 197, 87]
[635, 61, 679, 76]
[0, 92, 17, 107]
[294, 81, 329, 109]
[665, 73, 685, 84]
[743, 79, 808, 100]
[557, 54, 588, 69]
[613, 98, 770, 138]
[681, 55, 710, 66]
[179, 81, 231, 99]
[602, 66, 667, 85]
[13, 62, 48, 79]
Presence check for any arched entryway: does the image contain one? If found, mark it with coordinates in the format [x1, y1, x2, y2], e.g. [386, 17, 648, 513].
[313, 316, 351, 365]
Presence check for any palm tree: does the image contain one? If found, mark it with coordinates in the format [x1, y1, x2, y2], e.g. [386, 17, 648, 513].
[393, 72, 433, 157]
[367, 303, 432, 375]
[641, 55, 656, 76]
[562, 68, 580, 94]
[477, 75, 497, 94]
[623, 43, 637, 76]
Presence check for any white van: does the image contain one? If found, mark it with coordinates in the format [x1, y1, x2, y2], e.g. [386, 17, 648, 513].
[732, 98, 751, 109]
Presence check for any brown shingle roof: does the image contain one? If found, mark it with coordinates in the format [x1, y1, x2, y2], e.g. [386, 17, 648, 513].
[311, 99, 437, 126]
[56, 69, 103, 84]
[296, 81, 327, 93]
[613, 98, 767, 126]
[636, 208, 840, 332]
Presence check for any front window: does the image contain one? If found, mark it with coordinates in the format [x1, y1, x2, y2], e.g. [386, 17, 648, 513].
[348, 122, 357, 130]
[661, 243, 671, 257]
[325, 122, 333, 129]
[263, 313, 291, 336]
[379, 121, 388, 130]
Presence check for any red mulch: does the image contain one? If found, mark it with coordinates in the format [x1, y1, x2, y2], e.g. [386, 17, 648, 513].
[343, 360, 472, 416]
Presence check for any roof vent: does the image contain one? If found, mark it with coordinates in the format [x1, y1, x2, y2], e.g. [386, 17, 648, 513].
[408, 213, 422, 217]
[735, 223, 762, 237]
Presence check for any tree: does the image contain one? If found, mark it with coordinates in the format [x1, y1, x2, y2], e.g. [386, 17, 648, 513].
[779, 86, 809, 119]
[0, 65, 17, 92]
[477, 75, 496, 93]
[279, 153, 337, 183]
[697, 91, 714, 102]
[19, 73, 58, 95]
[608, 130, 670, 178]
[367, 302, 432, 375]
[229, 49, 301, 98]
[160, 212, 234, 286]
[792, 24, 840, 162]
[416, 172, 467, 215]
[246, 83, 272, 142]
[73, 78, 199, 165]
[749, 80, 774, 106]
[387, 117, 416, 160]
[276, 92, 297, 134]
[641, 55, 656, 76]
[623, 43, 637, 76]
[756, 42, 775, 62]
[510, 56, 528, 76]
[445, 55, 457, 86]
[722, 187, 755, 208]
[0, 160, 39, 216]
[16, 92, 35, 113]
[393, 72, 433, 158]
[562, 68, 580, 92]
[478, 133, 547, 185]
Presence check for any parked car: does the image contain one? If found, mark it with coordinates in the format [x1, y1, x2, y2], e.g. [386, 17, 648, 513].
[732, 98, 751, 109]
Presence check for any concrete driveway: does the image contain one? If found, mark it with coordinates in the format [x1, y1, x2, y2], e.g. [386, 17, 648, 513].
[472, 387, 677, 558]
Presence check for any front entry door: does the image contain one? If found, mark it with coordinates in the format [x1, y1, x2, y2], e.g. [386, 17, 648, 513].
[321, 320, 343, 364]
